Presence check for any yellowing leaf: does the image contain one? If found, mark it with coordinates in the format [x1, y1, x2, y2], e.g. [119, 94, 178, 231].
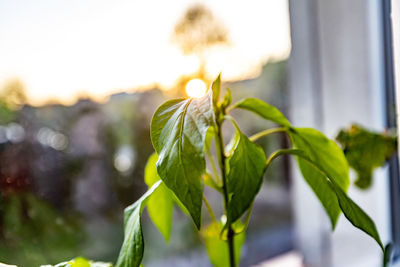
[144, 153, 173, 242]
[202, 222, 245, 267]
[69, 258, 90, 267]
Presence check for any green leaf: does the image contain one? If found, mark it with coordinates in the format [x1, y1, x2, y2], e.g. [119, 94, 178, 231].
[266, 148, 383, 250]
[116, 181, 162, 267]
[202, 222, 245, 267]
[297, 159, 342, 228]
[265, 148, 342, 228]
[150, 90, 215, 229]
[289, 128, 350, 228]
[41, 258, 113, 267]
[144, 153, 161, 186]
[70, 258, 90, 267]
[212, 74, 221, 105]
[144, 153, 173, 242]
[231, 98, 291, 127]
[329, 179, 383, 250]
[221, 88, 232, 110]
[226, 129, 266, 224]
[336, 124, 397, 189]
[291, 128, 349, 190]
[143, 153, 189, 216]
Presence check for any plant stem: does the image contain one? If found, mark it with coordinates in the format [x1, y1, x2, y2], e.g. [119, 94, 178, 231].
[215, 119, 236, 267]
[203, 195, 218, 225]
[249, 127, 287, 142]
[206, 148, 221, 185]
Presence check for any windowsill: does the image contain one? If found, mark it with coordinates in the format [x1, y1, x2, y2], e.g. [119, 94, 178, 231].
[252, 251, 303, 267]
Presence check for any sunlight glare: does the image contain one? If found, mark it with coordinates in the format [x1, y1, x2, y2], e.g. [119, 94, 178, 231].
[0, 1, 290, 105]
[185, 79, 207, 98]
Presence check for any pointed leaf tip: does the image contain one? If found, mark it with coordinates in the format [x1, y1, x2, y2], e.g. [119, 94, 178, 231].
[212, 74, 221, 105]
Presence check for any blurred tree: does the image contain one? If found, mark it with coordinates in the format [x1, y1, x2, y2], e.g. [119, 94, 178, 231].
[0, 79, 27, 110]
[0, 79, 27, 125]
[172, 4, 229, 79]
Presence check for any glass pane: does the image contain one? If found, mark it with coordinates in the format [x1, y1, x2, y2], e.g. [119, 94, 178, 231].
[0, 1, 292, 266]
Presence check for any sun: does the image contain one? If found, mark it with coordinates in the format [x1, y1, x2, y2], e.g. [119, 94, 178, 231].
[185, 79, 207, 98]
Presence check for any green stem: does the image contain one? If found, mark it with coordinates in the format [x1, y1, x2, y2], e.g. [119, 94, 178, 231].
[206, 148, 221, 185]
[215, 119, 236, 267]
[203, 195, 218, 225]
[249, 127, 287, 142]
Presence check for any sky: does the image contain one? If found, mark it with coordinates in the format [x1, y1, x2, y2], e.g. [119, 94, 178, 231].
[0, 0, 291, 105]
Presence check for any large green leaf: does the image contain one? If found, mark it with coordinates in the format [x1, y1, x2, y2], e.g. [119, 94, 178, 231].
[265, 148, 341, 229]
[202, 222, 245, 267]
[150, 91, 215, 228]
[116, 181, 161, 267]
[266, 148, 383, 250]
[290, 128, 349, 190]
[226, 129, 266, 224]
[231, 98, 291, 127]
[289, 128, 350, 228]
[144, 153, 173, 242]
[296, 158, 342, 228]
[229, 98, 345, 227]
[336, 124, 397, 189]
[228, 96, 380, 248]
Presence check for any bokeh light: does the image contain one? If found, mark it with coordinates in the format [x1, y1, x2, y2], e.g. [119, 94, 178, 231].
[185, 79, 207, 98]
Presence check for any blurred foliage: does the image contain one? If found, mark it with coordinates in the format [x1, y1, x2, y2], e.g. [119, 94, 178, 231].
[0, 79, 27, 110]
[336, 124, 397, 189]
[0, 79, 26, 124]
[0, 102, 16, 124]
[0, 193, 83, 267]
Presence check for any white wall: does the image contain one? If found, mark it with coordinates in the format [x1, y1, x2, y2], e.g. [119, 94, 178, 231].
[289, 0, 391, 266]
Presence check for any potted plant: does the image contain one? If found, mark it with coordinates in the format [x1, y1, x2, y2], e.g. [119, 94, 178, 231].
[41, 75, 388, 267]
